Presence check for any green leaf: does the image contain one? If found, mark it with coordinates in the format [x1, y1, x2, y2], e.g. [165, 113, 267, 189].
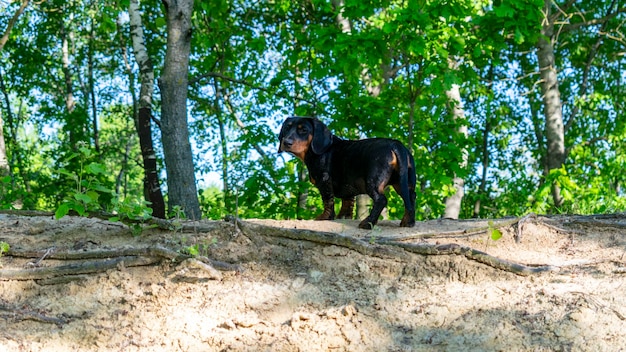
[186, 245, 199, 257]
[72, 203, 86, 216]
[59, 169, 79, 180]
[86, 162, 107, 175]
[156, 17, 166, 28]
[514, 28, 525, 44]
[86, 190, 100, 202]
[79, 146, 92, 157]
[494, 3, 515, 18]
[491, 228, 502, 241]
[55, 203, 70, 219]
[74, 193, 94, 204]
[93, 184, 114, 193]
[0, 241, 10, 255]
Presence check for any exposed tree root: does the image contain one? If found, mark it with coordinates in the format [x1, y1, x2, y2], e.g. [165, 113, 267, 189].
[0, 256, 160, 281]
[385, 242, 554, 275]
[0, 302, 68, 326]
[236, 220, 553, 276]
[3, 211, 626, 277]
[1, 246, 240, 282]
[237, 221, 412, 261]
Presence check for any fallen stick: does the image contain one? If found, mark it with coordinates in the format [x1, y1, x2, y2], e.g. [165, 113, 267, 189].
[0, 256, 160, 281]
[0, 303, 68, 326]
[5, 246, 241, 277]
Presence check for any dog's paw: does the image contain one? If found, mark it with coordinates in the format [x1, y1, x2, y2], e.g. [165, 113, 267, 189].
[315, 213, 334, 221]
[400, 219, 416, 227]
[358, 220, 374, 230]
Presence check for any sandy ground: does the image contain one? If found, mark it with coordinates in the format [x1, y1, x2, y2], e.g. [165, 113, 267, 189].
[1, 213, 626, 351]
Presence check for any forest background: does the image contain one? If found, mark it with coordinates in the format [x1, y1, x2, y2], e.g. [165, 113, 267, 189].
[0, 0, 625, 223]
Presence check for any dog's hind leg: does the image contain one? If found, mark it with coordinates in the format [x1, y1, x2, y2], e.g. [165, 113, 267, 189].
[358, 190, 387, 229]
[393, 183, 416, 227]
[393, 148, 416, 227]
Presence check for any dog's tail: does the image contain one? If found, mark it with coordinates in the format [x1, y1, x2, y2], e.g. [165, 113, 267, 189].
[393, 142, 416, 226]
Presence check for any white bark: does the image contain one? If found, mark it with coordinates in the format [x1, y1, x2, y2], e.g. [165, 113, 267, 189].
[129, 0, 154, 110]
[443, 80, 468, 219]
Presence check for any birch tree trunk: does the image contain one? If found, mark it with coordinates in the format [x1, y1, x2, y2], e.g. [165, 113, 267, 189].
[129, 0, 166, 219]
[0, 109, 8, 177]
[159, 0, 201, 220]
[87, 21, 99, 153]
[443, 77, 468, 219]
[60, 22, 80, 146]
[537, 0, 565, 209]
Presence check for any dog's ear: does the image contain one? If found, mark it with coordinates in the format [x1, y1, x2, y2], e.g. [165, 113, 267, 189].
[310, 118, 333, 155]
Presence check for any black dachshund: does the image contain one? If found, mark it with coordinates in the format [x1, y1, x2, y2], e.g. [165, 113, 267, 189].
[278, 117, 416, 229]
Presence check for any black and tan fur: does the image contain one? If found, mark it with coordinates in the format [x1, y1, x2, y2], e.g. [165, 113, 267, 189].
[278, 117, 416, 229]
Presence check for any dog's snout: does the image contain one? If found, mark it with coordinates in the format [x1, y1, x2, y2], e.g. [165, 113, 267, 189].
[282, 138, 294, 147]
[278, 137, 293, 153]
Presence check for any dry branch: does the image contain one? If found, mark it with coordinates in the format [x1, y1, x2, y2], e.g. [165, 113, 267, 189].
[0, 303, 67, 326]
[1, 246, 240, 281]
[0, 256, 160, 281]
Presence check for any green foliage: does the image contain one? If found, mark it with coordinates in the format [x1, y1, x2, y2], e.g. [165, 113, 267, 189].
[53, 145, 153, 229]
[109, 197, 153, 222]
[0, 0, 625, 223]
[199, 185, 227, 220]
[0, 176, 14, 209]
[180, 237, 217, 257]
[0, 241, 9, 258]
[55, 146, 114, 219]
[488, 221, 502, 241]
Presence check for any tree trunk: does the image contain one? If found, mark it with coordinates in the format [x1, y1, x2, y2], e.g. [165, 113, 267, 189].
[213, 77, 230, 209]
[118, 20, 137, 198]
[159, 0, 201, 220]
[0, 69, 12, 179]
[60, 22, 80, 147]
[0, 0, 29, 178]
[0, 0, 29, 51]
[87, 21, 100, 153]
[473, 64, 494, 218]
[355, 195, 370, 221]
[443, 79, 468, 219]
[537, 0, 565, 209]
[128, 0, 167, 219]
[0, 109, 8, 178]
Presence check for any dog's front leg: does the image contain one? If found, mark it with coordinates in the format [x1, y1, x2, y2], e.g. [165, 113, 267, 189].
[315, 198, 335, 220]
[337, 197, 355, 219]
[315, 181, 335, 220]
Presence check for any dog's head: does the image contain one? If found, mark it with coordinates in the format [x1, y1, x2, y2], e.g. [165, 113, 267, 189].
[278, 117, 333, 160]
